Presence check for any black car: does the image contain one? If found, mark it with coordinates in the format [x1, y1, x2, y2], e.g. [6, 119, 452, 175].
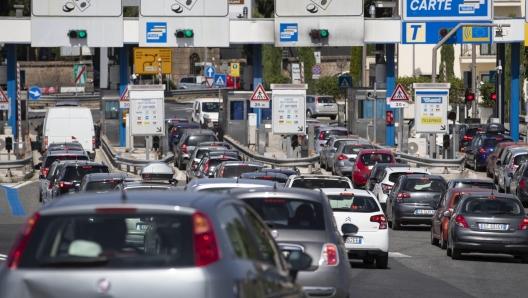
[446, 192, 528, 262]
[169, 122, 200, 151]
[386, 174, 447, 230]
[240, 172, 290, 185]
[51, 161, 110, 198]
[258, 168, 300, 176]
[445, 178, 497, 191]
[465, 134, 513, 171]
[47, 142, 84, 153]
[191, 155, 240, 180]
[77, 173, 133, 193]
[365, 163, 410, 191]
[196, 141, 232, 149]
[459, 125, 483, 150]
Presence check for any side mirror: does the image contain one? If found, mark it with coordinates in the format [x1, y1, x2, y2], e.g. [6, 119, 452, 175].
[341, 223, 358, 236]
[396, 158, 402, 163]
[496, 160, 502, 166]
[287, 251, 312, 282]
[443, 210, 451, 218]
[508, 172, 514, 178]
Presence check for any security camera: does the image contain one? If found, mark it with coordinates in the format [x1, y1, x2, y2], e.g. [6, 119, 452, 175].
[495, 66, 502, 71]
[367, 92, 373, 99]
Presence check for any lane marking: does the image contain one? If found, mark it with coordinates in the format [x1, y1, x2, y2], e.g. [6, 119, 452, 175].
[13, 181, 35, 189]
[389, 252, 412, 258]
[0, 185, 27, 216]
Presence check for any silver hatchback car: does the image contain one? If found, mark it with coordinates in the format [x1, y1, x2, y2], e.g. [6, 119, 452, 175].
[306, 95, 338, 120]
[0, 191, 311, 298]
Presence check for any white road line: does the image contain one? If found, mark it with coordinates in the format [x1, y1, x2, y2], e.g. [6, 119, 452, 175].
[13, 181, 36, 189]
[0, 254, 7, 260]
[389, 252, 412, 258]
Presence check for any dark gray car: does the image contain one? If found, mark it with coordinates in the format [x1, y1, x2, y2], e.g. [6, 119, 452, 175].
[386, 174, 447, 230]
[319, 135, 359, 171]
[0, 192, 311, 297]
[230, 187, 353, 298]
[446, 192, 528, 262]
[189, 155, 240, 181]
[173, 129, 218, 170]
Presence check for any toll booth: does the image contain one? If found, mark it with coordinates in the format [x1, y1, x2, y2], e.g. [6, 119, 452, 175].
[219, 90, 251, 145]
[349, 88, 387, 145]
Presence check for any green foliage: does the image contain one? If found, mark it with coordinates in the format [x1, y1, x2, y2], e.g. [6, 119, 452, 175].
[395, 76, 464, 104]
[0, 0, 30, 16]
[478, 81, 495, 108]
[350, 47, 362, 87]
[297, 47, 316, 94]
[255, 0, 274, 18]
[439, 44, 454, 81]
[446, 76, 465, 104]
[395, 76, 431, 101]
[163, 78, 177, 89]
[263, 74, 290, 89]
[314, 76, 342, 99]
[262, 44, 284, 88]
[123, 7, 139, 17]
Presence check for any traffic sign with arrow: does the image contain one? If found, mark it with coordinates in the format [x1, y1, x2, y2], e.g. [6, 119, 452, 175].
[29, 86, 42, 100]
[205, 65, 216, 78]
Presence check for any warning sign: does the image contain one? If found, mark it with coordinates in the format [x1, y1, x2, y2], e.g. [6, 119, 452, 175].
[250, 83, 270, 108]
[0, 86, 9, 110]
[390, 83, 410, 101]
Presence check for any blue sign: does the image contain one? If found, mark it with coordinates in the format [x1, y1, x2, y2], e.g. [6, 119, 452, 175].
[206, 66, 216, 78]
[403, 0, 492, 21]
[146, 22, 167, 43]
[214, 74, 227, 87]
[280, 23, 298, 42]
[402, 21, 492, 44]
[28, 86, 42, 100]
[338, 76, 352, 90]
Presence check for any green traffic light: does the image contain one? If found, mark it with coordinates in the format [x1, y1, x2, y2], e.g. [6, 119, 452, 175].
[320, 29, 329, 38]
[78, 30, 87, 38]
[184, 30, 193, 38]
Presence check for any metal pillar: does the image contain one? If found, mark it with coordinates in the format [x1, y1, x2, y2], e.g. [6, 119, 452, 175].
[7, 45, 17, 129]
[471, 44, 477, 119]
[386, 44, 395, 146]
[510, 43, 520, 141]
[119, 46, 129, 147]
[497, 43, 505, 124]
[253, 44, 263, 128]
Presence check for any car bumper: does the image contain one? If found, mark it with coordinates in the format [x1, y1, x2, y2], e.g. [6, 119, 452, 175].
[352, 172, 368, 186]
[335, 164, 353, 175]
[394, 205, 435, 225]
[314, 111, 338, 116]
[453, 236, 528, 253]
[297, 264, 350, 298]
[343, 231, 389, 255]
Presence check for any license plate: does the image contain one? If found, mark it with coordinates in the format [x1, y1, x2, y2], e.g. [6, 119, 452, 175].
[414, 209, 435, 215]
[478, 223, 508, 230]
[136, 224, 149, 230]
[345, 237, 363, 244]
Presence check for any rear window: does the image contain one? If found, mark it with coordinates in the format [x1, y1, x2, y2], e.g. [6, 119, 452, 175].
[453, 182, 496, 189]
[323, 130, 349, 139]
[402, 179, 446, 192]
[460, 198, 524, 215]
[85, 181, 120, 192]
[291, 178, 351, 189]
[514, 154, 528, 165]
[202, 102, 220, 113]
[48, 144, 83, 151]
[243, 198, 325, 230]
[388, 172, 425, 183]
[484, 138, 512, 147]
[63, 166, 109, 181]
[327, 195, 380, 213]
[343, 144, 375, 155]
[19, 214, 194, 268]
[359, 153, 393, 166]
[317, 97, 336, 104]
[44, 155, 89, 167]
[222, 165, 262, 178]
[187, 135, 217, 146]
[465, 128, 480, 136]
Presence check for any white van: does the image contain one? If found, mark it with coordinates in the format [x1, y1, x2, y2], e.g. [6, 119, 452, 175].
[42, 107, 96, 159]
[191, 98, 221, 126]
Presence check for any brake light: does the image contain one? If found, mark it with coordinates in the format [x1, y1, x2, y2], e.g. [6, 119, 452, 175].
[92, 137, 95, 151]
[479, 148, 487, 154]
[509, 161, 517, 172]
[45, 136, 48, 149]
[203, 161, 210, 174]
[82, 166, 92, 169]
[5, 212, 41, 270]
[182, 144, 188, 154]
[220, 169, 224, 176]
[211, 143, 218, 146]
[496, 138, 502, 141]
[319, 243, 338, 266]
[72, 136, 77, 140]
[370, 214, 388, 229]
[318, 131, 325, 140]
[239, 164, 248, 167]
[340, 192, 353, 196]
[40, 167, 49, 176]
[396, 192, 410, 203]
[338, 155, 348, 161]
[381, 183, 393, 192]
[455, 215, 469, 228]
[520, 179, 526, 190]
[315, 97, 319, 104]
[265, 199, 286, 203]
[59, 181, 74, 188]
[477, 128, 482, 131]
[193, 211, 220, 267]
[517, 218, 528, 230]
[262, 176, 272, 179]
[106, 180, 116, 183]
[220, 158, 229, 161]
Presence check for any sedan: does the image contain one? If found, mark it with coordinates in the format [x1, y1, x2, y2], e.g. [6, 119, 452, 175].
[465, 134, 513, 171]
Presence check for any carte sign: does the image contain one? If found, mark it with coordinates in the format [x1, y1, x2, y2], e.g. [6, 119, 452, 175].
[413, 83, 450, 133]
[130, 98, 165, 136]
[403, 0, 492, 21]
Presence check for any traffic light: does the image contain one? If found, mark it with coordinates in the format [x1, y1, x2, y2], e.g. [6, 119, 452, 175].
[491, 93, 497, 101]
[465, 92, 475, 102]
[152, 136, 160, 150]
[5, 137, 12, 152]
[175, 29, 194, 38]
[443, 134, 450, 148]
[68, 30, 87, 39]
[438, 28, 455, 43]
[310, 29, 329, 38]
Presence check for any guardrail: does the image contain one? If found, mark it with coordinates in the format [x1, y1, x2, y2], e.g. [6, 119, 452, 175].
[0, 137, 34, 180]
[100, 135, 174, 174]
[164, 89, 223, 98]
[223, 136, 320, 168]
[390, 151, 465, 170]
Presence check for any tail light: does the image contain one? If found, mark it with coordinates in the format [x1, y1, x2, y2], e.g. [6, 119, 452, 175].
[520, 179, 526, 190]
[6, 212, 41, 270]
[315, 98, 319, 104]
[318, 131, 325, 140]
[319, 243, 338, 266]
[463, 135, 473, 141]
[182, 144, 188, 154]
[396, 192, 410, 203]
[478, 148, 487, 154]
[59, 181, 74, 188]
[92, 137, 95, 151]
[203, 161, 210, 174]
[455, 215, 469, 228]
[262, 176, 272, 179]
[346, 131, 350, 136]
[193, 211, 220, 267]
[72, 136, 77, 140]
[338, 155, 348, 161]
[220, 169, 224, 176]
[45, 136, 49, 149]
[381, 183, 393, 193]
[370, 214, 388, 229]
[517, 218, 528, 230]
[40, 167, 49, 177]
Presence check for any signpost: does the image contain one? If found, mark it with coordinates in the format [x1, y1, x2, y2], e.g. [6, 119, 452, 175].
[413, 83, 450, 134]
[119, 85, 130, 109]
[230, 63, 240, 77]
[73, 65, 87, 85]
[338, 76, 351, 90]
[270, 84, 307, 135]
[250, 83, 270, 108]
[389, 83, 410, 108]
[214, 74, 227, 87]
[133, 48, 172, 75]
[28, 86, 42, 101]
[311, 64, 322, 79]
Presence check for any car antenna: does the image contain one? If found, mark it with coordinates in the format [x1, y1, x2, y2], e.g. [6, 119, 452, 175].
[273, 181, 278, 191]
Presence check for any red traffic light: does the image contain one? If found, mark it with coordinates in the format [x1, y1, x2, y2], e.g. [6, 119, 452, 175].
[310, 29, 320, 38]
[491, 93, 497, 101]
[466, 93, 475, 101]
[439, 28, 448, 37]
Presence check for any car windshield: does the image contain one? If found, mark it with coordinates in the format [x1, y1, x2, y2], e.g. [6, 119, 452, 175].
[19, 214, 194, 268]
[388, 172, 424, 183]
[454, 182, 496, 189]
[202, 102, 220, 113]
[484, 138, 512, 147]
[327, 195, 380, 212]
[222, 165, 262, 178]
[85, 181, 120, 192]
[360, 153, 393, 165]
[461, 198, 524, 215]
[323, 130, 349, 139]
[44, 155, 89, 167]
[343, 144, 375, 155]
[243, 198, 325, 230]
[187, 135, 217, 146]
[514, 154, 528, 165]
[403, 179, 445, 192]
[291, 179, 350, 189]
[48, 144, 83, 151]
[317, 97, 336, 104]
[63, 166, 109, 181]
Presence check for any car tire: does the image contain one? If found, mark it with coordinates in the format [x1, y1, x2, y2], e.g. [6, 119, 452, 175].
[446, 239, 452, 257]
[376, 255, 388, 269]
[178, 160, 186, 171]
[473, 158, 478, 171]
[363, 259, 374, 265]
[521, 253, 528, 264]
[330, 116, 336, 120]
[439, 232, 447, 250]
[506, 182, 510, 194]
[450, 245, 461, 260]
[39, 192, 43, 203]
[430, 228, 439, 245]
[391, 213, 401, 230]
[306, 110, 313, 118]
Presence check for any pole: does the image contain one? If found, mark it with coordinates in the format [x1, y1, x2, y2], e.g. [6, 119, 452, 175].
[471, 44, 477, 119]
[443, 61, 447, 83]
[300, 62, 305, 84]
[158, 58, 162, 85]
[145, 136, 150, 161]
[362, 46, 367, 86]
[412, 45, 416, 77]
[16, 63, 21, 142]
[344, 89, 347, 127]
[373, 82, 377, 143]
[498, 60, 502, 124]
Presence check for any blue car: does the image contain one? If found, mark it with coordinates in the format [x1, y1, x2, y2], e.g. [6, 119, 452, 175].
[465, 134, 513, 171]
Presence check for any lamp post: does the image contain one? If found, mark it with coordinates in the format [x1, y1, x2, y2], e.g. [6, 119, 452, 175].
[336, 60, 347, 76]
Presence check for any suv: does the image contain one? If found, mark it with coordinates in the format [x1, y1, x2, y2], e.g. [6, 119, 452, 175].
[285, 175, 353, 189]
[465, 134, 513, 171]
[77, 173, 133, 193]
[173, 129, 218, 170]
[40, 160, 76, 203]
[352, 149, 396, 189]
[51, 161, 110, 198]
[306, 95, 338, 119]
[176, 75, 206, 90]
[189, 154, 240, 181]
[214, 161, 264, 178]
[333, 142, 375, 176]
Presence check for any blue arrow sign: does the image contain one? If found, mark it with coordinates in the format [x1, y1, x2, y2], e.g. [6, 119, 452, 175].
[338, 76, 352, 90]
[205, 66, 215, 78]
[214, 74, 226, 87]
[28, 86, 42, 100]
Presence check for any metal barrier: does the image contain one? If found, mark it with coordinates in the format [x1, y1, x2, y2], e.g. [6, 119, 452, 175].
[164, 89, 222, 98]
[0, 146, 34, 180]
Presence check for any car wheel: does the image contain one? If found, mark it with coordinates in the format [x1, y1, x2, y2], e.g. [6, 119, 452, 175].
[430, 228, 439, 245]
[376, 255, 388, 269]
[391, 212, 401, 230]
[521, 253, 528, 264]
[178, 160, 186, 171]
[439, 232, 447, 250]
[363, 259, 374, 265]
[451, 245, 461, 260]
[446, 239, 452, 257]
[506, 182, 510, 194]
[306, 110, 313, 118]
[39, 192, 43, 203]
[330, 116, 336, 120]
[473, 158, 478, 171]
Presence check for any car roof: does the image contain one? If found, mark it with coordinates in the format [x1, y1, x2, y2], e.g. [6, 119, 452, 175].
[495, 142, 527, 149]
[241, 172, 289, 178]
[320, 127, 349, 132]
[480, 134, 512, 140]
[449, 178, 495, 183]
[84, 173, 131, 181]
[321, 188, 372, 196]
[374, 163, 408, 168]
[184, 129, 216, 135]
[508, 148, 528, 155]
[259, 168, 298, 175]
[227, 187, 325, 202]
[462, 192, 517, 200]
[219, 161, 263, 166]
[358, 149, 394, 155]
[173, 123, 200, 129]
[402, 174, 445, 180]
[446, 187, 493, 196]
[291, 175, 352, 181]
[194, 98, 221, 102]
[385, 167, 429, 173]
[188, 178, 277, 186]
[47, 150, 87, 156]
[63, 161, 107, 167]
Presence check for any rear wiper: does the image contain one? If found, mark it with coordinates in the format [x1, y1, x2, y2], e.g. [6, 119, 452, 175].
[490, 211, 515, 215]
[38, 256, 108, 268]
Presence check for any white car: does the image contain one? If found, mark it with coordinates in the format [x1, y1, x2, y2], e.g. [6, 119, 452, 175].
[322, 188, 389, 269]
[372, 167, 431, 212]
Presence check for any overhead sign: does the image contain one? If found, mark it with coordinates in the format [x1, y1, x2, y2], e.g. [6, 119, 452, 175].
[338, 76, 352, 90]
[206, 66, 216, 78]
[402, 22, 492, 44]
[140, 0, 229, 17]
[29, 86, 42, 100]
[146, 22, 168, 43]
[271, 87, 307, 135]
[32, 0, 123, 17]
[413, 83, 450, 134]
[120, 85, 130, 109]
[402, 0, 492, 21]
[389, 84, 410, 101]
[133, 48, 172, 75]
[230, 63, 240, 77]
[250, 84, 270, 108]
[275, 0, 362, 17]
[129, 85, 165, 136]
[0, 87, 9, 110]
[279, 23, 299, 42]
[73, 65, 87, 84]
[214, 74, 226, 87]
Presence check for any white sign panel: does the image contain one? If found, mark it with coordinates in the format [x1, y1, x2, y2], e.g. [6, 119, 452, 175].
[130, 98, 165, 136]
[32, 0, 123, 17]
[272, 90, 307, 135]
[140, 0, 228, 16]
[390, 101, 409, 108]
[414, 89, 449, 134]
[275, 0, 362, 17]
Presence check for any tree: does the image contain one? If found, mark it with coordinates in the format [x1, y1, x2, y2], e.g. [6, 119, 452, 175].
[255, 0, 274, 18]
[349, 47, 362, 87]
[438, 44, 454, 82]
[0, 0, 30, 17]
[297, 47, 316, 94]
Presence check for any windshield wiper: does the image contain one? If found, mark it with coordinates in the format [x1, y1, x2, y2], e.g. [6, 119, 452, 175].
[38, 256, 108, 268]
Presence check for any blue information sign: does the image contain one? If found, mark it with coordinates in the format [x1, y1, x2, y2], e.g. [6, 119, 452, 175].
[205, 66, 216, 78]
[279, 23, 298, 42]
[214, 74, 226, 87]
[338, 76, 352, 90]
[403, 0, 492, 21]
[402, 21, 492, 44]
[29, 86, 42, 100]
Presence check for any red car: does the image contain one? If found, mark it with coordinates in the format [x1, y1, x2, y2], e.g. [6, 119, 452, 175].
[226, 75, 241, 89]
[352, 149, 396, 188]
[486, 141, 528, 178]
